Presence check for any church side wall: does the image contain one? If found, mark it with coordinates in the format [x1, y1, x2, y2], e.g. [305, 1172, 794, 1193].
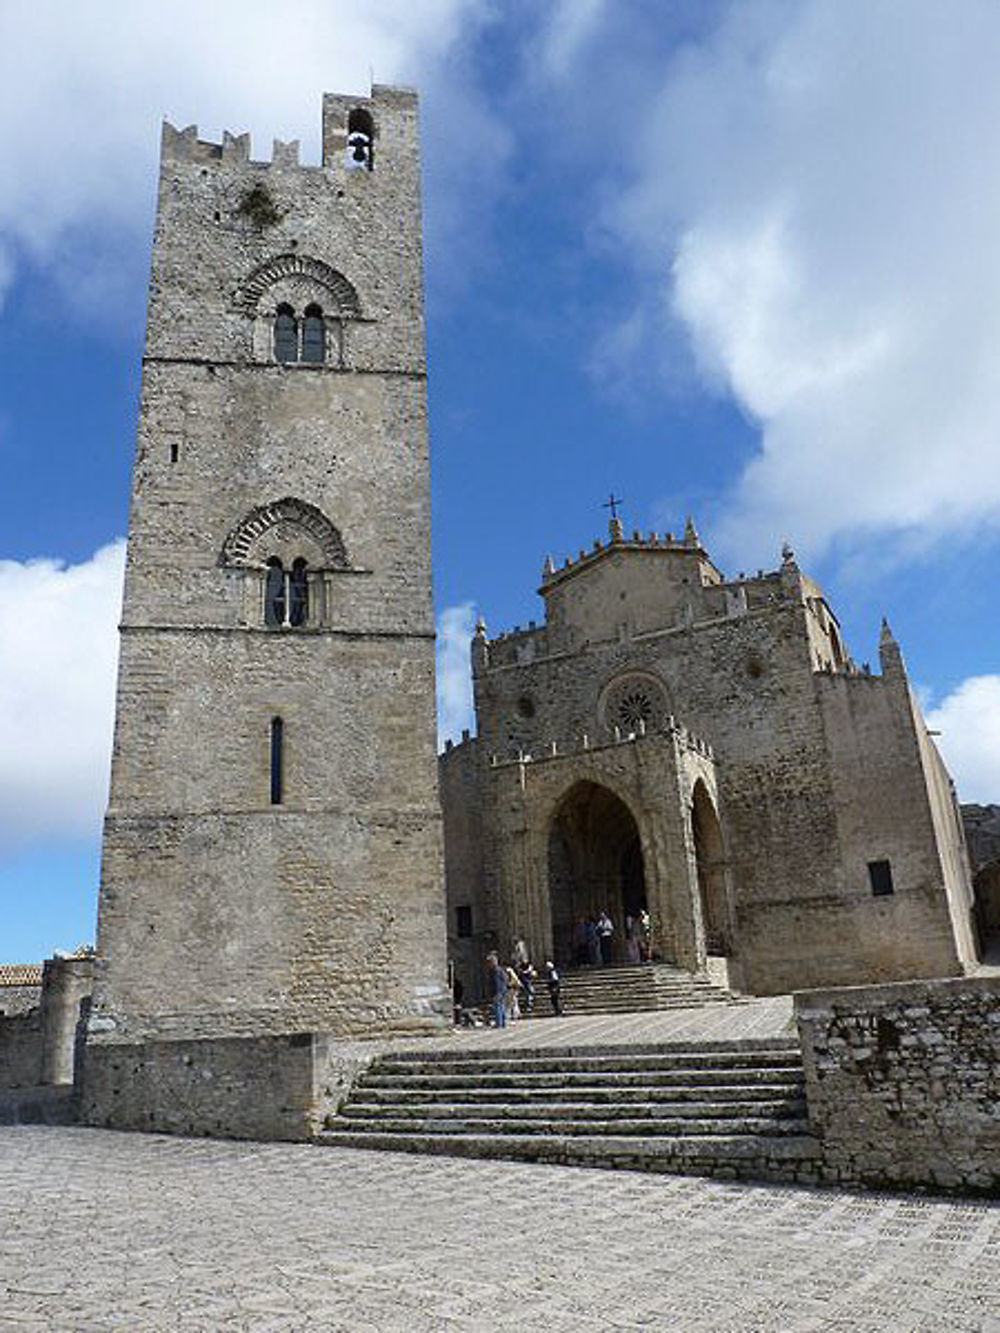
[814, 672, 964, 983]
[909, 688, 978, 965]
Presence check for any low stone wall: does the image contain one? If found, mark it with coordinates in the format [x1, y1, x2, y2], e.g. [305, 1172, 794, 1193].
[81, 1033, 323, 1140]
[796, 975, 1000, 1193]
[0, 1009, 43, 1089]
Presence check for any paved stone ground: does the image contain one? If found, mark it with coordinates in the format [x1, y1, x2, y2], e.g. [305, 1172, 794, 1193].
[379, 994, 796, 1058]
[3, 1125, 1000, 1332]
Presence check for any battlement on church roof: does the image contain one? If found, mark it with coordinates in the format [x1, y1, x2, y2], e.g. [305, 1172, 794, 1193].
[539, 517, 718, 594]
[483, 713, 716, 770]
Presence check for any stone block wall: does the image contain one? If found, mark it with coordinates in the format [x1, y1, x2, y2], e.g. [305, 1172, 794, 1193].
[0, 957, 93, 1091]
[796, 976, 1000, 1193]
[81, 1033, 322, 1140]
[0, 1009, 43, 1089]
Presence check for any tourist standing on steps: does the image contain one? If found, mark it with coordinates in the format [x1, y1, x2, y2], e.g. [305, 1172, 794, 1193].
[516, 959, 536, 1014]
[504, 962, 522, 1022]
[485, 952, 508, 1028]
[639, 909, 652, 962]
[597, 910, 614, 966]
[543, 960, 563, 1015]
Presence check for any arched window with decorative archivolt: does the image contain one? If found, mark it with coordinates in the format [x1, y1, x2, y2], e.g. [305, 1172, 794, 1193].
[237, 255, 361, 367]
[222, 497, 352, 631]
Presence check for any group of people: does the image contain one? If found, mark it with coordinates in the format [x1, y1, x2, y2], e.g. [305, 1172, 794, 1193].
[571, 909, 652, 966]
[485, 948, 562, 1027]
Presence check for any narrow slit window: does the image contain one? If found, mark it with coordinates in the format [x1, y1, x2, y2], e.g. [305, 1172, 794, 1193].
[868, 859, 894, 896]
[302, 305, 325, 363]
[270, 717, 284, 805]
[289, 558, 308, 627]
[274, 304, 298, 362]
[264, 558, 285, 626]
[169, 442, 179, 464]
[455, 904, 473, 939]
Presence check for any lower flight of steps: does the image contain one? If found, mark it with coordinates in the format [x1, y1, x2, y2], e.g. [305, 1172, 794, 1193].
[522, 962, 740, 1017]
[318, 1039, 821, 1185]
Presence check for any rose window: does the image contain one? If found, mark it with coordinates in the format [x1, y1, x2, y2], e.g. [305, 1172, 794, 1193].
[617, 690, 654, 730]
[601, 672, 670, 735]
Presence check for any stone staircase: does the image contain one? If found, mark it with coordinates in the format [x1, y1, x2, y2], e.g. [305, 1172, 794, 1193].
[524, 962, 739, 1017]
[319, 1039, 821, 1185]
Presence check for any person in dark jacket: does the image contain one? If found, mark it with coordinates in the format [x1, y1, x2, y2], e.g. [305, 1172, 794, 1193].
[543, 960, 563, 1016]
[486, 952, 508, 1028]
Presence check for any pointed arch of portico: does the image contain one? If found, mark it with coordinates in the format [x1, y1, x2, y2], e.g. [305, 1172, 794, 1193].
[688, 777, 734, 961]
[502, 754, 703, 973]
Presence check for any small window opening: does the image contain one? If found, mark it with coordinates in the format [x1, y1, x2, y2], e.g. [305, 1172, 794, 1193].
[455, 905, 473, 939]
[270, 716, 284, 805]
[347, 107, 375, 171]
[302, 305, 325, 363]
[868, 859, 894, 896]
[169, 442, 179, 464]
[274, 304, 298, 362]
[264, 558, 285, 626]
[289, 558, 308, 627]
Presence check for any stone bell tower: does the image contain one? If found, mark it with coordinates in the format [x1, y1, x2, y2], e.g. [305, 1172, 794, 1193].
[84, 88, 448, 1137]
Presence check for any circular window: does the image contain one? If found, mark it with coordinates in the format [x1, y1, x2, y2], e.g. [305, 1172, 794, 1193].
[516, 695, 535, 719]
[616, 689, 654, 730]
[600, 672, 670, 735]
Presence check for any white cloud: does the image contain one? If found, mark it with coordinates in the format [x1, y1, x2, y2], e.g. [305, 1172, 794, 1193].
[436, 602, 476, 749]
[0, 543, 125, 846]
[607, 0, 1000, 564]
[0, 0, 499, 313]
[926, 676, 1000, 806]
[537, 0, 609, 81]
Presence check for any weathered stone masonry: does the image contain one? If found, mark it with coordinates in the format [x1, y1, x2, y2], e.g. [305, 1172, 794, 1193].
[442, 521, 976, 1001]
[797, 976, 1000, 1193]
[82, 88, 449, 1137]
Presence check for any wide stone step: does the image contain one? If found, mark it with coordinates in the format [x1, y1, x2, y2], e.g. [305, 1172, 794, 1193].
[316, 1129, 821, 1182]
[360, 1073, 804, 1100]
[343, 1097, 806, 1122]
[326, 1113, 813, 1139]
[372, 1050, 802, 1077]
[361, 1067, 803, 1093]
[384, 1037, 802, 1062]
[350, 1082, 802, 1107]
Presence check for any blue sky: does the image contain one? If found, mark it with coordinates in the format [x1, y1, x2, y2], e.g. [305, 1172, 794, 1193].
[3, 0, 1000, 962]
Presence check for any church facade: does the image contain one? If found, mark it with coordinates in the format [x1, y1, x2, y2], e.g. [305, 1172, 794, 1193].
[440, 517, 977, 999]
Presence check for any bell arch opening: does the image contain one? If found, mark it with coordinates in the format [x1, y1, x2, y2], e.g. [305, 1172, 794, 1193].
[692, 780, 729, 956]
[547, 780, 647, 968]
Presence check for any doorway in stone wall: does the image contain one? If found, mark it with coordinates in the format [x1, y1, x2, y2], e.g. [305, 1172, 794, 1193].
[691, 780, 729, 956]
[547, 780, 647, 967]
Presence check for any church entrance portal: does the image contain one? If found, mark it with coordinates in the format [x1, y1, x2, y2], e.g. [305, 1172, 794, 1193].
[547, 781, 647, 967]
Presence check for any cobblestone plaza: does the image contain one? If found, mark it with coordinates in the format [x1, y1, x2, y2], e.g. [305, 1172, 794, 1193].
[3, 1124, 1000, 1332]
